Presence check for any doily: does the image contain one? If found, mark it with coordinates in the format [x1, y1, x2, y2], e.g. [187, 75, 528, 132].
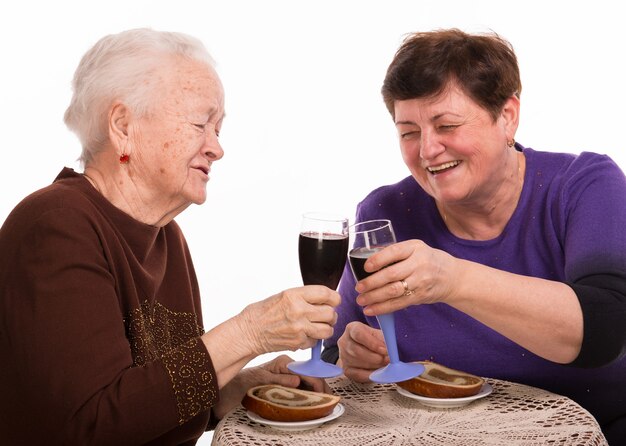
[212, 377, 608, 445]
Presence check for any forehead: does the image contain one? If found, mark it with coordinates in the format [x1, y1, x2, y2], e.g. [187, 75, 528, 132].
[394, 83, 476, 121]
[158, 56, 224, 112]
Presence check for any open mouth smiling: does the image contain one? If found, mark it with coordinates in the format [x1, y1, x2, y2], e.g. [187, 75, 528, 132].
[426, 160, 461, 175]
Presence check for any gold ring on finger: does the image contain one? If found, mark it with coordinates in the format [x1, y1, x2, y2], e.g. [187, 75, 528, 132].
[400, 279, 414, 296]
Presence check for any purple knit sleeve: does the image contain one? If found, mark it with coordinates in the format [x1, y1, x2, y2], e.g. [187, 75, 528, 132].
[559, 153, 626, 367]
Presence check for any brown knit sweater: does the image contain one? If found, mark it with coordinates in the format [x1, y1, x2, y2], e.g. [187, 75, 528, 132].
[0, 168, 219, 445]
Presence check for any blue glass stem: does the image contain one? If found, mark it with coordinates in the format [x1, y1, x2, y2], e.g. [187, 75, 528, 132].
[377, 313, 400, 363]
[311, 339, 322, 361]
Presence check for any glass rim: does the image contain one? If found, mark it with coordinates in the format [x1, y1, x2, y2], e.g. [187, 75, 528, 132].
[348, 219, 393, 234]
[302, 211, 349, 223]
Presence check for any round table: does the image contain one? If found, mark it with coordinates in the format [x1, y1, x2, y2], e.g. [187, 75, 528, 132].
[212, 375, 608, 445]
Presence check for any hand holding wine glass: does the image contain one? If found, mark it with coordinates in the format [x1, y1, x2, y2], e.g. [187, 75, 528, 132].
[287, 212, 349, 378]
[348, 219, 424, 383]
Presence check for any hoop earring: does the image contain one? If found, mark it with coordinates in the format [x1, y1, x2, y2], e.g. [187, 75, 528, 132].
[507, 139, 516, 148]
[119, 153, 130, 164]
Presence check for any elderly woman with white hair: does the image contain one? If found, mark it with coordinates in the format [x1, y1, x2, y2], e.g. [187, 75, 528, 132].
[0, 28, 339, 445]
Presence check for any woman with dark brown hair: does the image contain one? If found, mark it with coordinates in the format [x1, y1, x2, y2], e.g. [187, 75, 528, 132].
[324, 29, 626, 443]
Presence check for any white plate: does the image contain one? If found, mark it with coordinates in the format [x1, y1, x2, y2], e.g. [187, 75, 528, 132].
[246, 403, 345, 431]
[396, 383, 493, 408]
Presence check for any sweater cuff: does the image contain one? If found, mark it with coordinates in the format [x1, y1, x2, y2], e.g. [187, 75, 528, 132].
[162, 337, 219, 424]
[567, 274, 626, 368]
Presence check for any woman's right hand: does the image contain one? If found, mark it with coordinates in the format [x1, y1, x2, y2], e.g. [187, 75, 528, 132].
[203, 285, 340, 389]
[337, 321, 389, 382]
[240, 285, 341, 355]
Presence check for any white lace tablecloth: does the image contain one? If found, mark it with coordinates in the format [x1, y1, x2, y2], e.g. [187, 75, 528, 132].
[212, 376, 608, 445]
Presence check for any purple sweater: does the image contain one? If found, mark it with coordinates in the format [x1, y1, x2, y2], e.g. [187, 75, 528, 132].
[324, 146, 626, 441]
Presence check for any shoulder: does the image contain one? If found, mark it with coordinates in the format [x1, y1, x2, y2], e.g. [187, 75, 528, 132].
[525, 146, 622, 175]
[521, 147, 626, 235]
[567, 151, 624, 177]
[523, 147, 625, 194]
[0, 169, 111, 248]
[5, 174, 95, 226]
[0, 171, 115, 276]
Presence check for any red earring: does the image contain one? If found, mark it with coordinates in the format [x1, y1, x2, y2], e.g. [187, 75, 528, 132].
[119, 153, 130, 164]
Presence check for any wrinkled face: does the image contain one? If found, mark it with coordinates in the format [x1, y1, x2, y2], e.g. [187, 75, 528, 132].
[129, 56, 225, 208]
[394, 83, 513, 207]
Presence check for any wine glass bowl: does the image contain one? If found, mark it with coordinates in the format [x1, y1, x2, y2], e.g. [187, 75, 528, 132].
[348, 219, 424, 384]
[287, 212, 348, 378]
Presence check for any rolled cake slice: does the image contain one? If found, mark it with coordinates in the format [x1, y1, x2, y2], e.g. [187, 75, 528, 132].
[242, 384, 341, 422]
[397, 361, 485, 398]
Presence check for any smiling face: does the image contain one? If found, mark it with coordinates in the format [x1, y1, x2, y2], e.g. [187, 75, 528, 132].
[394, 82, 518, 209]
[127, 56, 225, 211]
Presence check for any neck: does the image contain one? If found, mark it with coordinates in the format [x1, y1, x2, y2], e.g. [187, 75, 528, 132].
[82, 166, 186, 227]
[438, 150, 525, 240]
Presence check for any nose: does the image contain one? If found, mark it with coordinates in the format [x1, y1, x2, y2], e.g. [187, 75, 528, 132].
[419, 129, 445, 161]
[204, 133, 224, 161]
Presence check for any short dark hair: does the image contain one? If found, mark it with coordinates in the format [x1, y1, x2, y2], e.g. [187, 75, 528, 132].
[381, 28, 521, 121]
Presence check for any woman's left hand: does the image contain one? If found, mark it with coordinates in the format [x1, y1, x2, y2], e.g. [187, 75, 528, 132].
[354, 239, 456, 316]
[356, 239, 585, 365]
[211, 354, 331, 419]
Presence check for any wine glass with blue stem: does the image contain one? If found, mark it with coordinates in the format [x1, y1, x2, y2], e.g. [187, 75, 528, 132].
[287, 212, 348, 378]
[348, 219, 424, 383]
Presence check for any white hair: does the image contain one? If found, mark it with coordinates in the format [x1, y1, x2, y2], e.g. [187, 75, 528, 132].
[64, 28, 216, 166]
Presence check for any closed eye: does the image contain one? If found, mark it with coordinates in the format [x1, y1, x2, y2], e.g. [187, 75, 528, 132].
[438, 124, 460, 132]
[192, 122, 221, 138]
[400, 130, 420, 139]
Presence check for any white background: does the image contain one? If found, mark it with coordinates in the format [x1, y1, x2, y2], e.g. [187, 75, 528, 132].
[1, 1, 624, 443]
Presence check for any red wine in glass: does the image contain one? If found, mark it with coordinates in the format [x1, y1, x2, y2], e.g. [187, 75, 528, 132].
[348, 219, 424, 384]
[287, 213, 348, 378]
[347, 246, 382, 281]
[299, 232, 348, 289]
